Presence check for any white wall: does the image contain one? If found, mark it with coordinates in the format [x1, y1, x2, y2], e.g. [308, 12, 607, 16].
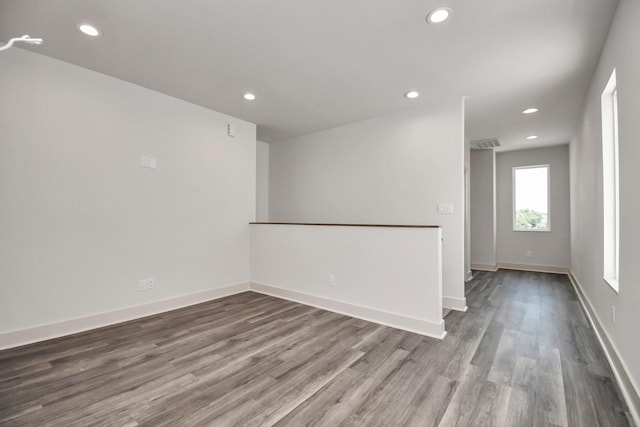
[0, 49, 256, 334]
[269, 101, 466, 310]
[496, 145, 571, 270]
[570, 0, 640, 419]
[250, 224, 444, 338]
[464, 141, 472, 280]
[256, 140, 269, 221]
[470, 149, 497, 268]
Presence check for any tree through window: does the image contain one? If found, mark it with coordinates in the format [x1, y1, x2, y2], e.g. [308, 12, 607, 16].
[513, 165, 550, 231]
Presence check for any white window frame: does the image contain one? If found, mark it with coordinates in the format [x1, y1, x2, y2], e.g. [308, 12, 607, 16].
[601, 69, 619, 293]
[512, 164, 551, 232]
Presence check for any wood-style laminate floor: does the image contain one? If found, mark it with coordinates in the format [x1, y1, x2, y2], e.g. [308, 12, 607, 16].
[0, 270, 632, 426]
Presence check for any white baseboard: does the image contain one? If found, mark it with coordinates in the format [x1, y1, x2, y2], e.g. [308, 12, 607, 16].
[470, 263, 498, 272]
[465, 270, 474, 282]
[0, 282, 250, 350]
[250, 282, 446, 339]
[568, 271, 640, 426]
[497, 262, 569, 274]
[442, 296, 468, 312]
[1, 280, 449, 350]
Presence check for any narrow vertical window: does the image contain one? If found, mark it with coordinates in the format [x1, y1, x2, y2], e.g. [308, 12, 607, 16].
[602, 69, 619, 292]
[513, 165, 550, 231]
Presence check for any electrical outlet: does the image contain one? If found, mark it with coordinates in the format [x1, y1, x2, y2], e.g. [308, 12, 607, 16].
[138, 279, 147, 291]
[329, 274, 336, 288]
[526, 250, 533, 257]
[437, 203, 453, 214]
[147, 277, 154, 289]
[612, 306, 616, 324]
[140, 156, 150, 168]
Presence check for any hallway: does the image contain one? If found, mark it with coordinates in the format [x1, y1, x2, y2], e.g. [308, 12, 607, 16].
[443, 269, 631, 426]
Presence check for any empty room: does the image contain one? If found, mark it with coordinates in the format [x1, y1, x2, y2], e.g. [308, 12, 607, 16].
[0, 0, 638, 426]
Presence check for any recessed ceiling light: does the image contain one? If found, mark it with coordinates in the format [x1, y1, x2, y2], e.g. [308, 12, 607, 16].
[243, 93, 256, 101]
[404, 90, 420, 99]
[427, 7, 451, 24]
[526, 135, 539, 140]
[522, 108, 539, 114]
[78, 24, 100, 37]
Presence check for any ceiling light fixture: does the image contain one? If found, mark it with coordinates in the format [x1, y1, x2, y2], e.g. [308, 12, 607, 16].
[78, 24, 101, 37]
[427, 7, 451, 24]
[404, 90, 420, 99]
[526, 135, 539, 140]
[243, 93, 256, 101]
[522, 108, 539, 114]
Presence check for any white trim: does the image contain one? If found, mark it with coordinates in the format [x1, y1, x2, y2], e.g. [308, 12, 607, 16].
[442, 296, 468, 312]
[0, 283, 250, 350]
[601, 69, 619, 293]
[497, 262, 569, 274]
[604, 277, 619, 293]
[0, 280, 449, 349]
[465, 270, 474, 282]
[512, 164, 551, 232]
[471, 263, 498, 272]
[251, 282, 446, 339]
[568, 271, 640, 426]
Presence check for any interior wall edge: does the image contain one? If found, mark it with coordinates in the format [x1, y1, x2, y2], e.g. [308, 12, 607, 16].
[442, 296, 468, 312]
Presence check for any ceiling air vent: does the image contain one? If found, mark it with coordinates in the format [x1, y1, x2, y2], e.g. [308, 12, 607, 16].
[470, 138, 501, 150]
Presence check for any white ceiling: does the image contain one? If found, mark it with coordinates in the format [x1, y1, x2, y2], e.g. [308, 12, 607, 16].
[0, 0, 618, 150]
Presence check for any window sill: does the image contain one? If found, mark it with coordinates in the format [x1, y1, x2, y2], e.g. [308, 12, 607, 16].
[604, 277, 619, 293]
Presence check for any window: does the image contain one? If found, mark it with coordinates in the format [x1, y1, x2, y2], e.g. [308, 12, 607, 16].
[513, 165, 550, 231]
[602, 69, 619, 292]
